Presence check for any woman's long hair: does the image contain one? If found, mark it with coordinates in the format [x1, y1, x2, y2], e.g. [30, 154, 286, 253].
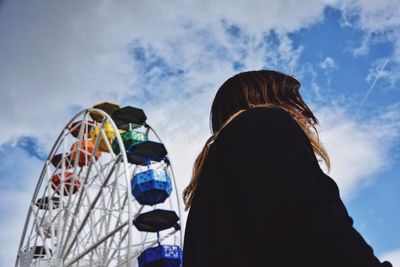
[183, 70, 330, 210]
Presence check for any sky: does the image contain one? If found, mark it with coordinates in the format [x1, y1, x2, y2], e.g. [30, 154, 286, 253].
[0, 0, 399, 266]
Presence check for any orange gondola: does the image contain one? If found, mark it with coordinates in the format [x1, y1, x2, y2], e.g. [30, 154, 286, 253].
[69, 139, 102, 167]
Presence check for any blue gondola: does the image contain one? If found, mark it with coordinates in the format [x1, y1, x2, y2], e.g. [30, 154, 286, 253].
[133, 210, 182, 267]
[138, 245, 182, 267]
[131, 167, 172, 206]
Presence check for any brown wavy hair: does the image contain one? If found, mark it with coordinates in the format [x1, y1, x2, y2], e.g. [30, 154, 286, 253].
[183, 70, 330, 210]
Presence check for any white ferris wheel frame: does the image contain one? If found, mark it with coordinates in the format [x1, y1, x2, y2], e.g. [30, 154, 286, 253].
[15, 108, 183, 267]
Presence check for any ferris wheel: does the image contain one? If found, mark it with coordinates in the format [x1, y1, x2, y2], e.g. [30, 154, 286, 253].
[15, 102, 183, 267]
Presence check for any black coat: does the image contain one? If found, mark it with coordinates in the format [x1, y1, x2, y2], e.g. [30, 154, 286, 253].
[183, 107, 392, 267]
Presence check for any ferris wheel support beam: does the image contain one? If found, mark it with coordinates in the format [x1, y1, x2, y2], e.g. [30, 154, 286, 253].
[103, 189, 130, 263]
[57, 114, 90, 258]
[101, 177, 123, 262]
[62, 154, 122, 260]
[30, 203, 52, 257]
[105, 229, 129, 267]
[65, 204, 144, 267]
[64, 218, 129, 267]
[104, 206, 140, 267]
[59, 121, 111, 258]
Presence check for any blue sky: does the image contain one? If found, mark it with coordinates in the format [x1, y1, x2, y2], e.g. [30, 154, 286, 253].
[1, 1, 399, 266]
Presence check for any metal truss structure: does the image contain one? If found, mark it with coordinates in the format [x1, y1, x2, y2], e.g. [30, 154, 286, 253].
[15, 106, 182, 267]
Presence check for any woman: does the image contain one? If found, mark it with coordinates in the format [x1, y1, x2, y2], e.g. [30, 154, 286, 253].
[182, 70, 392, 267]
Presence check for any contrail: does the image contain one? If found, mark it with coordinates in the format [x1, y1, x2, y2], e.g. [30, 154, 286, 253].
[358, 58, 389, 111]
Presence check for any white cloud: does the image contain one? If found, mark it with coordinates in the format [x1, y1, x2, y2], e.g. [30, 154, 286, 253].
[339, 0, 400, 33]
[366, 58, 394, 87]
[0, 0, 331, 148]
[338, 0, 400, 86]
[319, 56, 337, 69]
[351, 34, 371, 56]
[381, 248, 400, 266]
[316, 103, 400, 199]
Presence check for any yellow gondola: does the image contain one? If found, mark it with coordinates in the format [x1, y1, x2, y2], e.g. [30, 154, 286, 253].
[90, 122, 124, 152]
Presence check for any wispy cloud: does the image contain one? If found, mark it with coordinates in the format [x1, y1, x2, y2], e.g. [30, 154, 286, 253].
[358, 58, 389, 112]
[339, 0, 400, 86]
[319, 56, 337, 70]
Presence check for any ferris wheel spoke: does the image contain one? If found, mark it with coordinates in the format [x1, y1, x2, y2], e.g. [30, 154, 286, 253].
[98, 184, 116, 259]
[29, 203, 52, 256]
[29, 194, 54, 250]
[104, 204, 145, 267]
[105, 203, 144, 263]
[60, 150, 121, 258]
[105, 228, 129, 267]
[103, 189, 128, 261]
[64, 218, 130, 267]
[89, 158, 114, 188]
[102, 180, 120, 259]
[62, 155, 123, 259]
[56, 165, 84, 256]
[122, 230, 174, 255]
